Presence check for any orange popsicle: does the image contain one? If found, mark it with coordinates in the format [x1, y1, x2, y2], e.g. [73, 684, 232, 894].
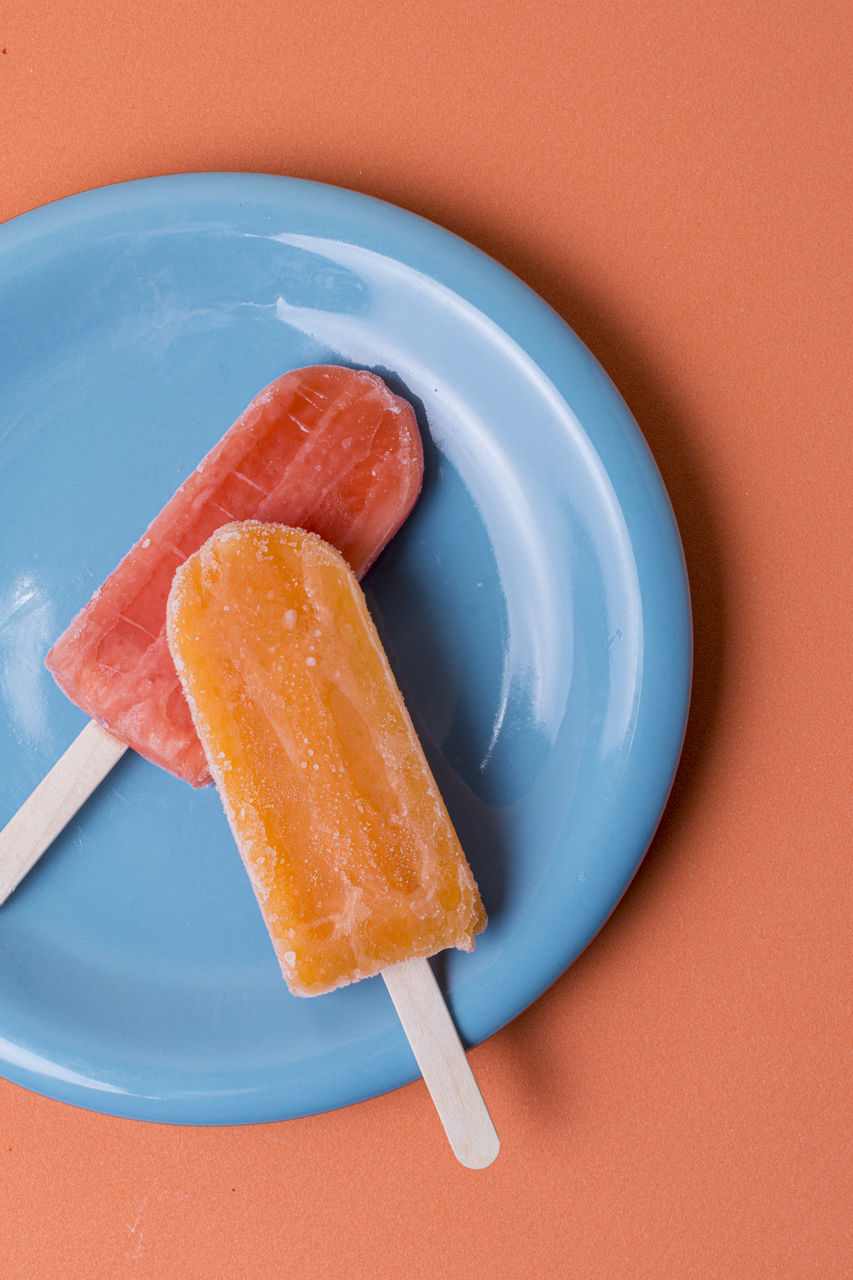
[166, 521, 486, 996]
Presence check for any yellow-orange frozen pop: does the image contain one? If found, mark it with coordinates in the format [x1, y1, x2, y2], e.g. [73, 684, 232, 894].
[166, 521, 486, 997]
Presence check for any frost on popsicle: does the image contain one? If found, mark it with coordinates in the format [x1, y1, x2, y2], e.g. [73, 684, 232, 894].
[166, 522, 486, 997]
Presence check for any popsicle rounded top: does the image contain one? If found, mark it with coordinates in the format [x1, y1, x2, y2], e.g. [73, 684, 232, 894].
[45, 366, 424, 786]
[166, 521, 486, 997]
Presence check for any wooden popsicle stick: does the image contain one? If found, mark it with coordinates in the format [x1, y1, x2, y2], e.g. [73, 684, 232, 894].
[382, 956, 499, 1169]
[0, 720, 127, 906]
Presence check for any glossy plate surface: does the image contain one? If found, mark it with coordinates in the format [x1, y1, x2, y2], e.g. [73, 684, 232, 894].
[0, 174, 690, 1122]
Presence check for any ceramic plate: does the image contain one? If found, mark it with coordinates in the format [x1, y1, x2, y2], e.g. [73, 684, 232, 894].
[0, 174, 691, 1122]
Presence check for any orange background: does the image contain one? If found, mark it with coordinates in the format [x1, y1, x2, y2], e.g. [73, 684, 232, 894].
[1, 2, 850, 1276]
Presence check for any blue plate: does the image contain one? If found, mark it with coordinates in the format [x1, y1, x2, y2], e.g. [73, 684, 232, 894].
[0, 174, 690, 1123]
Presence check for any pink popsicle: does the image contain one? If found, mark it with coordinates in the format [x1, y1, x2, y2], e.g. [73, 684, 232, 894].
[44, 365, 424, 786]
